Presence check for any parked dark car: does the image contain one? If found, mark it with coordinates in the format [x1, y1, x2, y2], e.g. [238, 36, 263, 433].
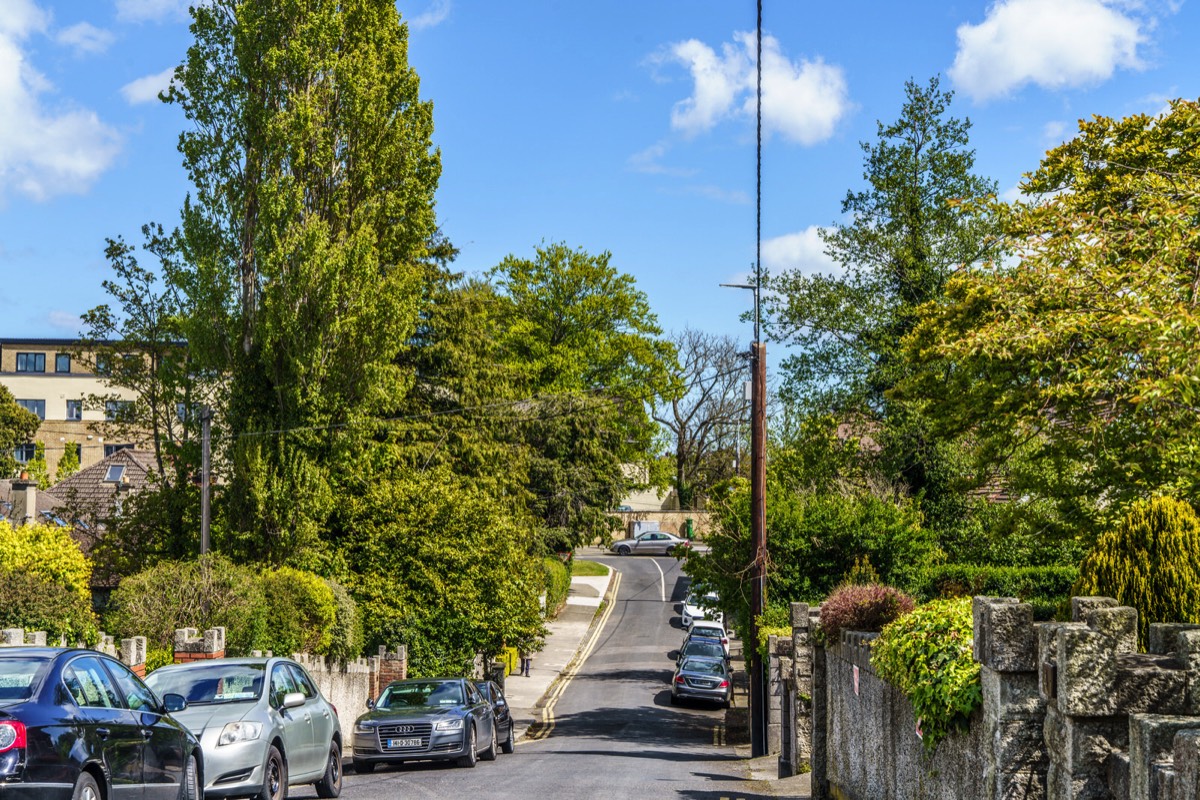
[676, 638, 727, 665]
[0, 647, 201, 799]
[474, 680, 515, 755]
[671, 656, 732, 708]
[351, 678, 497, 772]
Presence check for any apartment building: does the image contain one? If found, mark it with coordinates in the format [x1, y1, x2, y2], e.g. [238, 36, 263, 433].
[0, 338, 142, 477]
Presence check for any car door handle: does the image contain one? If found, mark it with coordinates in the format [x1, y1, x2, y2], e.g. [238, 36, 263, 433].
[96, 727, 110, 740]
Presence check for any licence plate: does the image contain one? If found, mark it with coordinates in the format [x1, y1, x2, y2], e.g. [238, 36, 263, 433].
[388, 738, 422, 748]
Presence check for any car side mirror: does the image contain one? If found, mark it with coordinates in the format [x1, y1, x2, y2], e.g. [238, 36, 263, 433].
[366, 698, 375, 710]
[162, 693, 188, 713]
[282, 692, 306, 710]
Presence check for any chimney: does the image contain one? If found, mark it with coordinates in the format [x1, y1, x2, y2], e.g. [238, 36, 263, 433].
[10, 480, 36, 526]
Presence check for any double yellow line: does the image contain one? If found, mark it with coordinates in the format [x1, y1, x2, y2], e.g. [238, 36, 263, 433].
[524, 570, 622, 742]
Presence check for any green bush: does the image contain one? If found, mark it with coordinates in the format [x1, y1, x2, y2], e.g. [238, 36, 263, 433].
[918, 564, 1078, 620]
[323, 578, 363, 662]
[146, 649, 174, 673]
[0, 569, 98, 644]
[106, 554, 267, 655]
[543, 556, 570, 618]
[0, 521, 92, 602]
[871, 598, 981, 753]
[1074, 497, 1200, 647]
[259, 567, 338, 658]
[755, 604, 792, 659]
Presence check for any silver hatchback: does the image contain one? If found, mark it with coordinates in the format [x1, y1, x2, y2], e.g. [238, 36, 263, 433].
[146, 657, 342, 799]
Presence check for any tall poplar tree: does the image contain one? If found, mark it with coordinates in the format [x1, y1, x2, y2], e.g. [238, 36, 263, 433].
[165, 0, 442, 565]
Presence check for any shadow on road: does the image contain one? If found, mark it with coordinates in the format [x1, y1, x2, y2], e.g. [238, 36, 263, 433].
[543, 702, 727, 748]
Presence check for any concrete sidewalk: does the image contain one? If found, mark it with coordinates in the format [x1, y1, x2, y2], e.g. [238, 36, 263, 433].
[501, 560, 616, 742]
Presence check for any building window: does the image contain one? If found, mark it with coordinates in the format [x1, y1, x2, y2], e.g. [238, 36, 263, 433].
[55, 353, 71, 373]
[105, 400, 132, 421]
[104, 465, 126, 483]
[95, 356, 108, 376]
[66, 400, 82, 421]
[16, 399, 45, 420]
[13, 443, 36, 463]
[15, 353, 45, 373]
[103, 444, 133, 458]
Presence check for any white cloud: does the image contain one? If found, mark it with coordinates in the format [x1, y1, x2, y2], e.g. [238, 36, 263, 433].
[406, 0, 450, 30]
[115, 0, 190, 23]
[1042, 120, 1068, 144]
[686, 184, 750, 204]
[659, 32, 850, 145]
[762, 227, 840, 277]
[627, 141, 697, 177]
[950, 0, 1148, 102]
[0, 0, 122, 202]
[120, 67, 175, 105]
[47, 310, 81, 332]
[55, 22, 114, 55]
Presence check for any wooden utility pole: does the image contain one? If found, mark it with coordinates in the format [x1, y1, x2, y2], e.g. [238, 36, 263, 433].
[749, 340, 768, 756]
[200, 406, 212, 555]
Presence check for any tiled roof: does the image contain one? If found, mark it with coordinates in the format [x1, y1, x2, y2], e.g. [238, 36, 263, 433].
[0, 480, 66, 523]
[47, 448, 157, 518]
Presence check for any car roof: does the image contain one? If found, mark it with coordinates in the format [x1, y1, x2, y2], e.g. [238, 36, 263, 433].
[679, 656, 727, 669]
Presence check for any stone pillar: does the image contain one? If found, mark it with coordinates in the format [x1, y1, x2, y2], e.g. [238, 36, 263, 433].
[173, 627, 226, 664]
[767, 634, 786, 755]
[377, 645, 407, 690]
[811, 607, 829, 800]
[972, 597, 1048, 800]
[120, 636, 147, 678]
[0, 629, 24, 646]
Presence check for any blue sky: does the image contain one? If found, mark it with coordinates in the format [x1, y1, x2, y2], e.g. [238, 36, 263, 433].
[0, 0, 1194, 348]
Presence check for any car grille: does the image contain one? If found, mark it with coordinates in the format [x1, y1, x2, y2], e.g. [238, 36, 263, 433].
[376, 722, 433, 751]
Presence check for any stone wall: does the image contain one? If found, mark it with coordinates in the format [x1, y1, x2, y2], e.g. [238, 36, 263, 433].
[788, 595, 1200, 800]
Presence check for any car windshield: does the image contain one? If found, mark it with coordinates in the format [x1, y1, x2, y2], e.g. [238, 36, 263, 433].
[692, 625, 723, 638]
[682, 658, 726, 676]
[145, 664, 264, 705]
[683, 642, 725, 659]
[0, 657, 49, 702]
[377, 681, 464, 709]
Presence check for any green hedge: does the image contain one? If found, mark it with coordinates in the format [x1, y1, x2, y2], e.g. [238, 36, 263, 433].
[916, 564, 1078, 620]
[543, 556, 570, 618]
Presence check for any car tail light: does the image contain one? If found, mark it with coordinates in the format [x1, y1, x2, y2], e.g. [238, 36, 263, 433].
[0, 721, 26, 753]
[329, 703, 338, 718]
[675, 675, 686, 684]
[718, 680, 730, 688]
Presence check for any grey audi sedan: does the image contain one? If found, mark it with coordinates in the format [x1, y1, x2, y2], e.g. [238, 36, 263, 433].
[145, 657, 342, 799]
[352, 678, 497, 771]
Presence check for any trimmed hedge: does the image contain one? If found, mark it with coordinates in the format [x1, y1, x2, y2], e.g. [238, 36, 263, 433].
[916, 564, 1078, 620]
[0, 569, 98, 644]
[543, 556, 570, 618]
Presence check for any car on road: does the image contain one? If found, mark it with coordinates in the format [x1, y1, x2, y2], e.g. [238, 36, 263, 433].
[145, 657, 342, 800]
[686, 620, 731, 656]
[475, 680, 516, 754]
[681, 590, 723, 629]
[351, 678, 497, 772]
[611, 530, 690, 556]
[676, 638, 727, 666]
[0, 647, 202, 800]
[671, 656, 732, 708]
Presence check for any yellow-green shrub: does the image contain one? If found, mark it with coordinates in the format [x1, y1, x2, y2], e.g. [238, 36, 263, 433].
[871, 597, 981, 753]
[260, 567, 338, 657]
[543, 556, 570, 618]
[0, 521, 91, 601]
[1074, 497, 1200, 647]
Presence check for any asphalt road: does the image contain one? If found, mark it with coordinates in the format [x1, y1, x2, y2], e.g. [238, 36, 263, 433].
[288, 554, 780, 800]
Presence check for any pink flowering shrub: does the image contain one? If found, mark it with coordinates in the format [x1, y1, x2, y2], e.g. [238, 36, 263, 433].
[819, 583, 915, 641]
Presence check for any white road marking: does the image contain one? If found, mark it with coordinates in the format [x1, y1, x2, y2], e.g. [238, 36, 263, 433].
[651, 557, 666, 602]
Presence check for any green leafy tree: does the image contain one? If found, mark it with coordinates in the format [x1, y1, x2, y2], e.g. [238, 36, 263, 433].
[903, 99, 1200, 527]
[159, 0, 441, 567]
[491, 242, 676, 545]
[23, 442, 50, 490]
[0, 520, 92, 602]
[55, 442, 81, 484]
[0, 387, 39, 479]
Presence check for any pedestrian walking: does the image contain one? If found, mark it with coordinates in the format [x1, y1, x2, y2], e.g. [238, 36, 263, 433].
[518, 645, 533, 677]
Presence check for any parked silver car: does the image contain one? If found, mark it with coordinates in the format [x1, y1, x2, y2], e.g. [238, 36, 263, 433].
[611, 531, 690, 556]
[352, 678, 497, 771]
[671, 656, 732, 707]
[145, 657, 342, 800]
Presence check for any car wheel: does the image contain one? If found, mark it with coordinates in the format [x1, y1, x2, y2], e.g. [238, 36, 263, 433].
[72, 772, 101, 800]
[259, 745, 287, 800]
[179, 754, 200, 800]
[616, 545, 631, 556]
[314, 740, 342, 798]
[352, 760, 375, 775]
[456, 724, 478, 768]
[500, 720, 515, 754]
[480, 721, 498, 761]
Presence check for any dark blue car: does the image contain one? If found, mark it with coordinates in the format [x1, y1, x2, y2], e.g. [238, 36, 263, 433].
[0, 647, 201, 799]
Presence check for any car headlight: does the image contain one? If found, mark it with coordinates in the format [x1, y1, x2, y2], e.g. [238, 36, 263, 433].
[217, 721, 263, 746]
[356, 720, 374, 733]
[434, 719, 463, 731]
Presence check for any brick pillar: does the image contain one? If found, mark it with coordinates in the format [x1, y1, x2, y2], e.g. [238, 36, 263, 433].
[174, 627, 226, 664]
[121, 636, 147, 678]
[377, 645, 407, 689]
